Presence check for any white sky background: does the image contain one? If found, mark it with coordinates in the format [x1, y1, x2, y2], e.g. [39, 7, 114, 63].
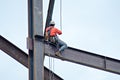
[0, 0, 120, 80]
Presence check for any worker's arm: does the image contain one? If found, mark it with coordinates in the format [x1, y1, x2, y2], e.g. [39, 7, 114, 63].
[46, 27, 51, 32]
[50, 27, 62, 36]
[45, 27, 51, 41]
[56, 28, 62, 35]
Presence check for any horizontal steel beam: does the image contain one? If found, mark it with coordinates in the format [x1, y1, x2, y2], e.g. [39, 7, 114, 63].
[44, 43, 120, 75]
[0, 35, 63, 80]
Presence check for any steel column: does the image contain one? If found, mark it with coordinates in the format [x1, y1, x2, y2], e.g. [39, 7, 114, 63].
[28, 0, 34, 80]
[28, 0, 44, 80]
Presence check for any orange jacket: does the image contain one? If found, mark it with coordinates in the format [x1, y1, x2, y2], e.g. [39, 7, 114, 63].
[46, 26, 62, 37]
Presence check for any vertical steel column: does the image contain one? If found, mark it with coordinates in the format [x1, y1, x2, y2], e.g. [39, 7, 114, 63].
[28, 0, 34, 80]
[28, 0, 44, 80]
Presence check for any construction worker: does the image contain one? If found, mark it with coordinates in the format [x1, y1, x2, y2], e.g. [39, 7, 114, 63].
[45, 21, 67, 57]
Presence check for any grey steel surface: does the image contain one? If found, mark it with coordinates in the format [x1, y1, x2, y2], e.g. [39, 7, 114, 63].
[0, 35, 28, 67]
[1, 34, 120, 79]
[28, 0, 34, 79]
[28, 0, 44, 80]
[0, 35, 63, 80]
[44, 43, 120, 75]
[45, 0, 55, 29]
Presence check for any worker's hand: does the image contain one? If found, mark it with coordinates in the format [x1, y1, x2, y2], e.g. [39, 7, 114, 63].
[45, 32, 49, 41]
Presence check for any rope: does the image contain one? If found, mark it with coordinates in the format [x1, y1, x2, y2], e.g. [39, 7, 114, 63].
[60, 0, 62, 31]
[49, 55, 52, 80]
[52, 58, 55, 80]
[48, 50, 55, 80]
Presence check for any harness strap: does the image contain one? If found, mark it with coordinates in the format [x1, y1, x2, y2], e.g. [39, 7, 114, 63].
[49, 36, 57, 43]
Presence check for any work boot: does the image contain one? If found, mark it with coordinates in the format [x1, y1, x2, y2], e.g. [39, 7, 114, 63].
[55, 51, 62, 57]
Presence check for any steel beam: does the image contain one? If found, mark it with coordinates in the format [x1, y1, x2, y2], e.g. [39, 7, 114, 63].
[45, 0, 55, 29]
[0, 35, 28, 67]
[44, 43, 120, 75]
[0, 35, 63, 80]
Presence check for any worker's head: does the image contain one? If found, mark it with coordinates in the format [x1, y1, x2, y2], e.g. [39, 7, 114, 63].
[49, 21, 55, 26]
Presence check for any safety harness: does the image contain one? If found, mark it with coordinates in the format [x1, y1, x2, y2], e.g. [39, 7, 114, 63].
[45, 27, 57, 44]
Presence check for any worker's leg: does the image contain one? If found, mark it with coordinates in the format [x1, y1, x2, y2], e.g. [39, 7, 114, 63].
[55, 37, 67, 57]
[57, 38, 67, 52]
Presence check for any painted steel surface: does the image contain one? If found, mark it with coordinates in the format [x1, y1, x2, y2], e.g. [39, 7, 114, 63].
[0, 35, 63, 80]
[44, 43, 120, 75]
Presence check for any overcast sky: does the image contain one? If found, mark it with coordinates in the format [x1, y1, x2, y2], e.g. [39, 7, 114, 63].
[0, 0, 120, 80]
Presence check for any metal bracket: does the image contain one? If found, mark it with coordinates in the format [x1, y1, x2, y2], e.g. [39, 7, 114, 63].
[34, 35, 44, 42]
[27, 37, 33, 50]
